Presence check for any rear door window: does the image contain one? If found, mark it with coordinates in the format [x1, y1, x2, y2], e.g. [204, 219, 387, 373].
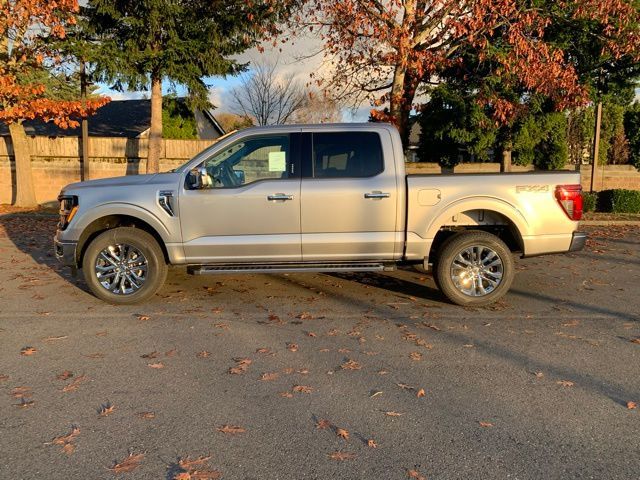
[311, 132, 384, 178]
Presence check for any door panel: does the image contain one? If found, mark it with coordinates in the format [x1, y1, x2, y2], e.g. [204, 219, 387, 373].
[179, 133, 301, 263]
[300, 131, 399, 261]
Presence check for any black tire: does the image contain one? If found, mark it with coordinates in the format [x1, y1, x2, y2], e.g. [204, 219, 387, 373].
[82, 227, 167, 305]
[434, 230, 514, 307]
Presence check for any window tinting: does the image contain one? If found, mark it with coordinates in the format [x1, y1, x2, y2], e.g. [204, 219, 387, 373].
[312, 132, 383, 178]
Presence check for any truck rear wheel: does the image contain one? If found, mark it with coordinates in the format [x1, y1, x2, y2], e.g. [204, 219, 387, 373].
[434, 231, 514, 307]
[82, 227, 167, 305]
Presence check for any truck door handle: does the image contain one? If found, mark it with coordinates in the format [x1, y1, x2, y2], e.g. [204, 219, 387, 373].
[364, 192, 390, 199]
[267, 193, 294, 201]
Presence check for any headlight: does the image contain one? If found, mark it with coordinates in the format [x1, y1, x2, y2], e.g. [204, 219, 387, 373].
[58, 194, 78, 230]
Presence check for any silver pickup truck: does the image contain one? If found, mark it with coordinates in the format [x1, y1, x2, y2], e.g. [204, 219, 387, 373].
[54, 123, 586, 306]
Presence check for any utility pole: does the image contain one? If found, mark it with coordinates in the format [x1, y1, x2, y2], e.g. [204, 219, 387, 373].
[590, 101, 602, 193]
[80, 59, 90, 181]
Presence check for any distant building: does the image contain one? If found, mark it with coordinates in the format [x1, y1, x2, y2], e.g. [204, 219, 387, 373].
[0, 99, 225, 140]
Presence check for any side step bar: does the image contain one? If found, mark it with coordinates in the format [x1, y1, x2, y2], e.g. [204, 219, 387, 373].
[187, 262, 395, 275]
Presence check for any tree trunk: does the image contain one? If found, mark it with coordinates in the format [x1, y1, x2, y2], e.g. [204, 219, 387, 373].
[9, 122, 38, 207]
[389, 64, 409, 148]
[80, 59, 90, 181]
[147, 74, 162, 174]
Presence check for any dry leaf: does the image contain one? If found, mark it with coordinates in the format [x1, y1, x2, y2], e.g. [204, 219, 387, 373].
[630, 338, 640, 345]
[292, 385, 312, 394]
[107, 453, 145, 473]
[407, 469, 427, 480]
[370, 391, 383, 398]
[328, 451, 356, 461]
[62, 375, 88, 393]
[175, 455, 223, 478]
[165, 348, 178, 357]
[336, 428, 349, 440]
[229, 357, 252, 375]
[99, 402, 115, 417]
[136, 314, 151, 321]
[256, 348, 272, 354]
[338, 348, 351, 353]
[479, 421, 494, 428]
[279, 391, 293, 398]
[216, 425, 246, 435]
[416, 388, 426, 398]
[377, 369, 389, 375]
[409, 352, 422, 361]
[384, 411, 404, 417]
[260, 372, 279, 381]
[47, 426, 80, 454]
[14, 398, 35, 408]
[62, 443, 75, 455]
[340, 359, 362, 370]
[367, 439, 377, 448]
[306, 331, 317, 337]
[11, 386, 32, 399]
[286, 343, 299, 352]
[0, 374, 9, 382]
[627, 401, 637, 410]
[534, 372, 544, 378]
[197, 351, 210, 358]
[141, 351, 159, 359]
[21, 346, 37, 356]
[147, 362, 165, 369]
[137, 411, 155, 419]
[556, 380, 574, 387]
[56, 370, 73, 380]
[316, 419, 331, 430]
[43, 335, 68, 343]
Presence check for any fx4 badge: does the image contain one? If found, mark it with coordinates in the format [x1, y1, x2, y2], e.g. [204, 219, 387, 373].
[516, 185, 549, 193]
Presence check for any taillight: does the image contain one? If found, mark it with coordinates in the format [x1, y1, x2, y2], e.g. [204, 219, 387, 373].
[555, 184, 583, 221]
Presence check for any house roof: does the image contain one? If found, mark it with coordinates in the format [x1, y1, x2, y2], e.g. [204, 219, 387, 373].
[0, 99, 225, 138]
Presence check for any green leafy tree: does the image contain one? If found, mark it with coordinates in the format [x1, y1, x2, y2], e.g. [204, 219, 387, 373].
[86, 0, 291, 173]
[162, 97, 198, 140]
[512, 111, 569, 170]
[624, 102, 640, 169]
[417, 85, 497, 168]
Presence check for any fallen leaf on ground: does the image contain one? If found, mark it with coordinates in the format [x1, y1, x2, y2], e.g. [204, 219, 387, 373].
[409, 352, 423, 361]
[534, 372, 544, 378]
[306, 331, 317, 337]
[292, 385, 313, 394]
[216, 425, 246, 435]
[407, 469, 427, 480]
[99, 402, 115, 417]
[173, 455, 222, 479]
[367, 439, 378, 448]
[135, 314, 151, 321]
[336, 428, 349, 440]
[416, 388, 426, 398]
[279, 391, 293, 398]
[197, 351, 210, 358]
[14, 398, 35, 408]
[316, 419, 331, 430]
[556, 380, 574, 387]
[229, 357, 252, 374]
[256, 348, 272, 354]
[377, 369, 389, 375]
[46, 426, 80, 454]
[137, 411, 155, 419]
[627, 401, 637, 410]
[56, 370, 73, 380]
[370, 391, 383, 398]
[20, 346, 37, 356]
[0, 374, 9, 382]
[479, 421, 494, 427]
[11, 386, 31, 398]
[165, 349, 178, 357]
[631, 338, 640, 345]
[260, 372, 279, 381]
[340, 359, 362, 370]
[384, 411, 404, 417]
[107, 453, 145, 473]
[141, 351, 159, 359]
[286, 343, 299, 352]
[62, 375, 88, 392]
[43, 335, 68, 343]
[147, 362, 165, 369]
[328, 451, 356, 461]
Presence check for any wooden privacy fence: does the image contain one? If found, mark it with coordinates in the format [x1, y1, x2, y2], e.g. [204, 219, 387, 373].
[0, 136, 219, 161]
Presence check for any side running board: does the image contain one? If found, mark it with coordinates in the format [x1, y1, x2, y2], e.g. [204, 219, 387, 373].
[187, 262, 395, 275]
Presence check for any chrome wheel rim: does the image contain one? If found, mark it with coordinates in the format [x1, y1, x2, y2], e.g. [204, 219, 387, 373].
[450, 245, 503, 297]
[95, 243, 148, 295]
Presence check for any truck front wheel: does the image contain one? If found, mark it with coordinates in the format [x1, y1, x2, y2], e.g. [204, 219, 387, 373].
[82, 227, 167, 305]
[434, 231, 514, 307]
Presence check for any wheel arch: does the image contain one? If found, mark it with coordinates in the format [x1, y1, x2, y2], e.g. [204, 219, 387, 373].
[76, 214, 170, 267]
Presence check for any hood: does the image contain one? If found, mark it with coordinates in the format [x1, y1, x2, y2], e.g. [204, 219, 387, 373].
[62, 174, 158, 193]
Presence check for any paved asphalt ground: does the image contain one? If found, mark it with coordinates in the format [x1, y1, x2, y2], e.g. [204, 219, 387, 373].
[0, 215, 638, 480]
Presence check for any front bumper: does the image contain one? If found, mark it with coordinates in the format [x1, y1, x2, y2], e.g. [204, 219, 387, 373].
[54, 233, 77, 267]
[568, 231, 587, 252]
